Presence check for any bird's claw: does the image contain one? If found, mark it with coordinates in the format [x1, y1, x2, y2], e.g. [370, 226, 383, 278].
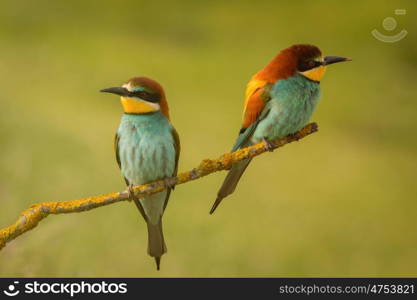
[127, 184, 136, 200]
[288, 132, 301, 141]
[164, 177, 177, 190]
[263, 138, 274, 152]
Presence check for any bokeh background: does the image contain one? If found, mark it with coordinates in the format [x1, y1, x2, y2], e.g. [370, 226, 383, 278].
[1, 0, 416, 276]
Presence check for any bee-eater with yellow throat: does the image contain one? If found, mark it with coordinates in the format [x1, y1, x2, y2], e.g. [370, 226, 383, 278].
[101, 77, 180, 270]
[210, 44, 350, 214]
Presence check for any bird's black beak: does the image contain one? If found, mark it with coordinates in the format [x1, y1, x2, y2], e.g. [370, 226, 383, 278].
[323, 56, 352, 66]
[100, 87, 129, 96]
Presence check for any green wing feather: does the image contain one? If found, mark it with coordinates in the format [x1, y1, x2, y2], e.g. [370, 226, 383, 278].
[210, 87, 271, 214]
[114, 132, 148, 220]
[163, 127, 180, 211]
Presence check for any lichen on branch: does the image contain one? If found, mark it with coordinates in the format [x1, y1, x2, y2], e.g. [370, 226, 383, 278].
[0, 122, 318, 251]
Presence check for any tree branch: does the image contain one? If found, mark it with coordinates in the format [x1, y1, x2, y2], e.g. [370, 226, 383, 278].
[0, 122, 318, 251]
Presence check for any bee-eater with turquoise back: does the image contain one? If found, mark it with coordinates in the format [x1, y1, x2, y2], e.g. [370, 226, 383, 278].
[210, 44, 350, 214]
[101, 77, 180, 270]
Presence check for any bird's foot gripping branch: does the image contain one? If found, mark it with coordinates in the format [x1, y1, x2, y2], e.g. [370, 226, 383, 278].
[0, 122, 318, 251]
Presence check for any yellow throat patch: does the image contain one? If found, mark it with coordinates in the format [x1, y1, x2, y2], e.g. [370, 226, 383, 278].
[120, 97, 160, 114]
[301, 65, 327, 82]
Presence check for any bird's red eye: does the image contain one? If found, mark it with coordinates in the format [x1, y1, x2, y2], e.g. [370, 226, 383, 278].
[138, 92, 148, 98]
[298, 60, 320, 72]
[132, 90, 160, 103]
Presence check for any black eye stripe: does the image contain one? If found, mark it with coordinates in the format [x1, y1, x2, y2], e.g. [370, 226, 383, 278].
[298, 60, 322, 72]
[127, 90, 160, 103]
[137, 91, 149, 99]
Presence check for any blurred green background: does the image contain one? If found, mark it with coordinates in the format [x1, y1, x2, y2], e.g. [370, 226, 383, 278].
[0, 0, 416, 276]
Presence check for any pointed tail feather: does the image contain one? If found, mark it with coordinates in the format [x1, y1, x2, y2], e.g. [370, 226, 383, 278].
[146, 219, 167, 270]
[210, 158, 252, 214]
[154, 257, 161, 271]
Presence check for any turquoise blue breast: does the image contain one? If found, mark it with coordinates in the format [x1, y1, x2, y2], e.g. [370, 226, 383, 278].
[117, 112, 176, 185]
[252, 74, 321, 143]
